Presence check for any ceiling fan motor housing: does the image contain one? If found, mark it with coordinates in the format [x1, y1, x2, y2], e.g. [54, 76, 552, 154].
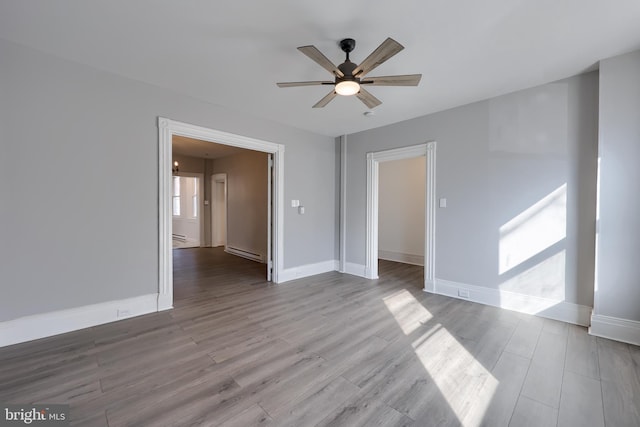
[337, 60, 359, 84]
[337, 38, 360, 86]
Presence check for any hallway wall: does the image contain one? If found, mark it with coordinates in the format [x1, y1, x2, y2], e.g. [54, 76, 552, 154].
[212, 151, 269, 261]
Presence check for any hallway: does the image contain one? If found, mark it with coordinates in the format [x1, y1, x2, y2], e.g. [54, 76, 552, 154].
[172, 247, 268, 302]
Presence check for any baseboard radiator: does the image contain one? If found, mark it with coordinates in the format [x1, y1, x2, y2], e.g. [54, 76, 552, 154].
[225, 246, 264, 263]
[172, 234, 186, 242]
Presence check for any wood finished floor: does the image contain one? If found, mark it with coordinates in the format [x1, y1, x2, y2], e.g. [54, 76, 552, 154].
[1, 247, 639, 426]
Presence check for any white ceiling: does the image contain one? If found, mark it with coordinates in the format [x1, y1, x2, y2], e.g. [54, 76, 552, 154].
[2, 1, 640, 137]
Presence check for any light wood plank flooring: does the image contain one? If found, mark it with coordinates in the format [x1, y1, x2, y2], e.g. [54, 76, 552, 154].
[1, 247, 639, 426]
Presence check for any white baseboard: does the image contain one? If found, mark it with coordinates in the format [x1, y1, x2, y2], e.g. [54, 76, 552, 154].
[378, 250, 424, 266]
[157, 294, 173, 312]
[589, 313, 640, 346]
[279, 260, 338, 283]
[430, 278, 592, 326]
[0, 294, 159, 348]
[343, 262, 367, 278]
[424, 279, 435, 293]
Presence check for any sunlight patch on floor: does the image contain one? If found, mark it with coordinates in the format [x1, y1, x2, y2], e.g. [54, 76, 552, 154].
[384, 290, 498, 426]
[382, 289, 433, 335]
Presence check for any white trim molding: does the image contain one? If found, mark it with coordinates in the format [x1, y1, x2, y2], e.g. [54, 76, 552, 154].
[0, 294, 158, 347]
[365, 142, 437, 289]
[424, 143, 437, 290]
[158, 118, 173, 311]
[433, 278, 592, 326]
[339, 135, 348, 273]
[344, 262, 367, 278]
[158, 117, 286, 310]
[590, 313, 640, 346]
[279, 260, 339, 283]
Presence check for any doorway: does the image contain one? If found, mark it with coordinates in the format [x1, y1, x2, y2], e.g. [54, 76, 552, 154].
[158, 117, 285, 311]
[378, 158, 425, 266]
[172, 174, 204, 248]
[211, 173, 227, 248]
[365, 142, 437, 291]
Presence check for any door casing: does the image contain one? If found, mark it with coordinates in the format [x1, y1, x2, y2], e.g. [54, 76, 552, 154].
[158, 117, 285, 311]
[365, 142, 437, 291]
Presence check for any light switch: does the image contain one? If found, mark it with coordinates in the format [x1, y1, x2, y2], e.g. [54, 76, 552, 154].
[439, 198, 447, 208]
[204, 200, 209, 206]
[291, 199, 300, 208]
[298, 206, 305, 215]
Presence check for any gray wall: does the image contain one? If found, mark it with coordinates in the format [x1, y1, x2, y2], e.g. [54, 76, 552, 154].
[0, 38, 336, 321]
[596, 50, 640, 321]
[212, 151, 268, 260]
[345, 72, 599, 306]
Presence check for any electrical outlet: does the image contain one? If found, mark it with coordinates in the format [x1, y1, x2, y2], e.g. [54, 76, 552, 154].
[117, 309, 131, 318]
[457, 289, 470, 299]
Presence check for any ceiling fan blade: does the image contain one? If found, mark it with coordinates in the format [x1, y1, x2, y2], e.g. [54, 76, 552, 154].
[360, 74, 422, 86]
[353, 38, 404, 78]
[277, 81, 334, 88]
[298, 45, 345, 78]
[356, 88, 382, 109]
[313, 90, 337, 108]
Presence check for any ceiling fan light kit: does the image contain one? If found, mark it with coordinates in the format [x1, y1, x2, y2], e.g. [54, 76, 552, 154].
[277, 37, 421, 108]
[335, 80, 360, 96]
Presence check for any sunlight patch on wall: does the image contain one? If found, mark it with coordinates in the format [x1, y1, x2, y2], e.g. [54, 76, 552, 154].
[499, 184, 567, 275]
[499, 250, 566, 300]
[383, 290, 498, 426]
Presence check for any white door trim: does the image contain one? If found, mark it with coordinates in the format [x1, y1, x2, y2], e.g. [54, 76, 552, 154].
[365, 142, 437, 291]
[158, 117, 285, 311]
[339, 135, 347, 273]
[267, 154, 273, 281]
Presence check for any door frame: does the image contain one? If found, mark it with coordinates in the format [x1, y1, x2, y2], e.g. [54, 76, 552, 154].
[158, 117, 285, 310]
[266, 154, 274, 282]
[365, 142, 437, 291]
[210, 173, 227, 249]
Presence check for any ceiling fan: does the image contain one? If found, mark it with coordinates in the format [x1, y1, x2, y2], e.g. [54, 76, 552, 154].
[277, 37, 422, 109]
